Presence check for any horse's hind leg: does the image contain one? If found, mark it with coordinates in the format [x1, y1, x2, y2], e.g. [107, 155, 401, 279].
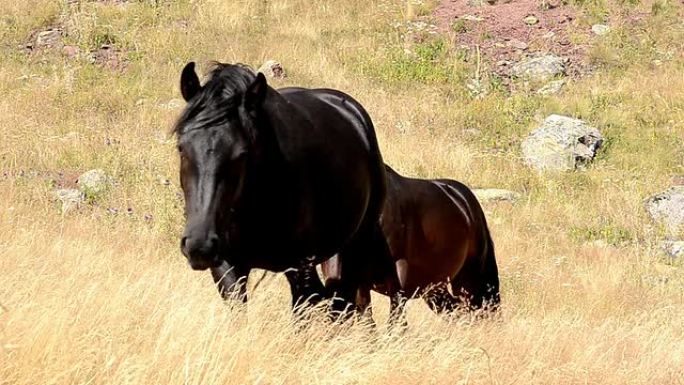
[210, 261, 250, 302]
[423, 282, 459, 314]
[356, 286, 376, 328]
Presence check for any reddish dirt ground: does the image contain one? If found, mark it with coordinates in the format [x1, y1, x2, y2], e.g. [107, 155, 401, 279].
[433, 0, 590, 76]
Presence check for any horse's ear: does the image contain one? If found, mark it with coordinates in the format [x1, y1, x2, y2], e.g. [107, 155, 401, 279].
[244, 72, 267, 112]
[180, 62, 201, 102]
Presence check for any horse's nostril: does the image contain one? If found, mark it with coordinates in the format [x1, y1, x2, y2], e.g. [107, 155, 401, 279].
[181, 236, 188, 249]
[207, 233, 219, 253]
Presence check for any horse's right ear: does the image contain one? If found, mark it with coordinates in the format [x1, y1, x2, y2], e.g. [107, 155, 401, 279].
[180, 62, 201, 102]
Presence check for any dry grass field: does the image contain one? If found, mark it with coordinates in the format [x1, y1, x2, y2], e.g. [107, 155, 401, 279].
[1, 0, 684, 384]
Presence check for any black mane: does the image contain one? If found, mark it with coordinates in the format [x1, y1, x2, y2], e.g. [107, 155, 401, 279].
[173, 62, 256, 136]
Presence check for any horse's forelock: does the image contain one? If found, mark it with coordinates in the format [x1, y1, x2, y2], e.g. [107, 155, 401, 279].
[173, 62, 257, 137]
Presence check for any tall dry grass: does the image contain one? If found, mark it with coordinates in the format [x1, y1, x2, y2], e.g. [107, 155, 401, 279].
[1, 0, 683, 384]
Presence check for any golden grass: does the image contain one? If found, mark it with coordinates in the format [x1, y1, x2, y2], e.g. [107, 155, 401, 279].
[1, 0, 684, 384]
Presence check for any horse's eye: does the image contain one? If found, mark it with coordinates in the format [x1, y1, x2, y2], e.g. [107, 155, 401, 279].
[177, 145, 183, 153]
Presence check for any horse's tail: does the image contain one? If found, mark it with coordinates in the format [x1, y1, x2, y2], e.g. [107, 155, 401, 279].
[448, 226, 500, 311]
[478, 229, 501, 310]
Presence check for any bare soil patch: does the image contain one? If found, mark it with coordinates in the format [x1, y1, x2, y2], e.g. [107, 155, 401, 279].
[433, 0, 590, 77]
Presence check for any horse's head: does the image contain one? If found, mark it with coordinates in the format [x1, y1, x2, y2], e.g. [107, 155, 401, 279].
[173, 62, 269, 270]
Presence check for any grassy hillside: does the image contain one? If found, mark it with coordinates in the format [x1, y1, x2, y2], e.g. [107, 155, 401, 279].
[1, 0, 683, 383]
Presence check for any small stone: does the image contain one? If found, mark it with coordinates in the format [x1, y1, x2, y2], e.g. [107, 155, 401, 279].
[524, 15, 539, 25]
[671, 175, 684, 186]
[660, 240, 684, 259]
[473, 189, 521, 203]
[257, 60, 285, 79]
[159, 99, 183, 110]
[645, 186, 684, 233]
[77, 169, 110, 199]
[507, 39, 529, 50]
[36, 29, 61, 47]
[591, 24, 611, 36]
[466, 78, 487, 99]
[543, 31, 556, 39]
[537, 79, 566, 95]
[511, 54, 566, 82]
[52, 188, 84, 213]
[61, 45, 80, 58]
[461, 14, 484, 22]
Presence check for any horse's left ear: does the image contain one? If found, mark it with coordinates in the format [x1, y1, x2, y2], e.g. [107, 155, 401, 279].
[180, 62, 201, 102]
[244, 72, 267, 113]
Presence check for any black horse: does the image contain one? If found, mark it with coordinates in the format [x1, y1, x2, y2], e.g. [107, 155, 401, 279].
[173, 62, 386, 314]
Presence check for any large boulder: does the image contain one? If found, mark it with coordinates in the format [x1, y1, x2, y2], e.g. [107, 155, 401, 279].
[511, 55, 566, 82]
[645, 186, 684, 233]
[521, 114, 603, 172]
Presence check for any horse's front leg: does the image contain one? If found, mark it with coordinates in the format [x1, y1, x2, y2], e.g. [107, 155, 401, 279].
[284, 258, 326, 313]
[210, 261, 250, 302]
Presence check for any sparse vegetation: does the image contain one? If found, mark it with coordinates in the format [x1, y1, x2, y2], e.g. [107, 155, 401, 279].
[1, 0, 683, 384]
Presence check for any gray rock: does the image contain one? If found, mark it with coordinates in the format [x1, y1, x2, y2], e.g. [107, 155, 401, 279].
[660, 240, 684, 259]
[645, 186, 684, 233]
[36, 29, 61, 47]
[591, 24, 611, 36]
[52, 188, 84, 213]
[537, 79, 566, 95]
[77, 169, 110, 198]
[473, 189, 521, 203]
[511, 55, 566, 82]
[521, 114, 603, 172]
[257, 60, 285, 79]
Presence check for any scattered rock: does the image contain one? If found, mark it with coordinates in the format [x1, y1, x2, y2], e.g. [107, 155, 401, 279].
[591, 24, 610, 36]
[466, 77, 487, 99]
[660, 240, 684, 259]
[159, 99, 183, 110]
[461, 14, 484, 22]
[61, 45, 80, 58]
[537, 79, 566, 95]
[521, 114, 603, 172]
[511, 54, 566, 82]
[523, 15, 539, 25]
[36, 29, 61, 47]
[507, 39, 529, 50]
[473, 189, 521, 203]
[52, 188, 84, 213]
[77, 169, 110, 198]
[257, 60, 285, 79]
[88, 45, 126, 70]
[645, 186, 684, 233]
[671, 175, 684, 186]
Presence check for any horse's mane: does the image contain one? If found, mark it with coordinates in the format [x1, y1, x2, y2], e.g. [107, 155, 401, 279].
[173, 62, 257, 136]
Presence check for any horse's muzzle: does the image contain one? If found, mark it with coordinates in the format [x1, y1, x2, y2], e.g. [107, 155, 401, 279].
[181, 232, 222, 270]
